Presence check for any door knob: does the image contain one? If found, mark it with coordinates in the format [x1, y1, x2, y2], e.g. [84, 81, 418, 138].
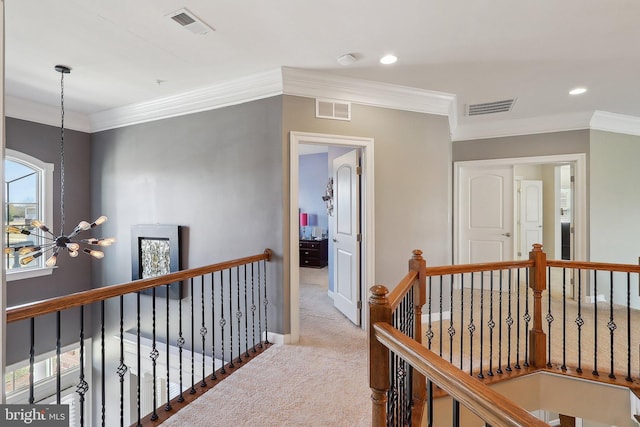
[332, 238, 338, 242]
[502, 232, 512, 237]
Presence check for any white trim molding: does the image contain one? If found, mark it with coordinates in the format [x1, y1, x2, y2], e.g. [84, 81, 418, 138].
[590, 110, 640, 137]
[5, 95, 92, 133]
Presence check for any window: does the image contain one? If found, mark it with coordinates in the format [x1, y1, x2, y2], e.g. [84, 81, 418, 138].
[4, 149, 54, 280]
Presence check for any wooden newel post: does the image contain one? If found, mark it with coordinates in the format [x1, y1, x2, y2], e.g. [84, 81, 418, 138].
[528, 243, 547, 368]
[409, 249, 427, 426]
[369, 285, 391, 427]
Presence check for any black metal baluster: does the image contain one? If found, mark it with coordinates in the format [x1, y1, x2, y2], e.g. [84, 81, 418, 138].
[150, 287, 159, 421]
[524, 269, 530, 367]
[593, 271, 599, 376]
[77, 306, 89, 427]
[426, 277, 433, 350]
[166, 284, 172, 410]
[200, 275, 207, 387]
[263, 258, 269, 344]
[251, 263, 257, 352]
[626, 272, 632, 382]
[576, 270, 583, 374]
[452, 399, 460, 427]
[439, 276, 443, 358]
[56, 312, 61, 404]
[136, 293, 142, 425]
[228, 269, 235, 369]
[478, 273, 485, 379]
[220, 270, 227, 374]
[29, 318, 35, 404]
[244, 264, 250, 357]
[211, 273, 217, 381]
[459, 274, 464, 370]
[468, 273, 475, 376]
[257, 262, 263, 349]
[236, 267, 242, 364]
[118, 296, 128, 427]
[177, 286, 185, 403]
[506, 269, 513, 372]
[101, 301, 106, 426]
[562, 268, 567, 371]
[488, 272, 495, 377]
[497, 270, 503, 375]
[546, 267, 553, 368]
[448, 274, 455, 364]
[427, 379, 433, 427]
[190, 278, 196, 394]
[515, 268, 521, 370]
[608, 271, 616, 379]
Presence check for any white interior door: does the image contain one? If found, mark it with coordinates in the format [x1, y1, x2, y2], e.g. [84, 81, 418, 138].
[459, 166, 514, 264]
[332, 150, 360, 325]
[519, 180, 543, 256]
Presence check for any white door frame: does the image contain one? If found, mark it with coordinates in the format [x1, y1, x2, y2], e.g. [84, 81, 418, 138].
[289, 131, 375, 344]
[454, 154, 587, 266]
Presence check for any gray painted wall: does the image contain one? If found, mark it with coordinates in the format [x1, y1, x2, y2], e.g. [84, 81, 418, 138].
[283, 95, 452, 291]
[298, 153, 329, 236]
[5, 117, 91, 366]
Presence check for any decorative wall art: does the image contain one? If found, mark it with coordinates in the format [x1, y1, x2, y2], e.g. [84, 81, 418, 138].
[322, 177, 334, 216]
[131, 224, 182, 299]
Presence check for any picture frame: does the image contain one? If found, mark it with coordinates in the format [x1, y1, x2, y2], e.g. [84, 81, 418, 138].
[131, 224, 183, 299]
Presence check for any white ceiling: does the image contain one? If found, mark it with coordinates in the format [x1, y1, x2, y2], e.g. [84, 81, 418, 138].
[5, 0, 640, 139]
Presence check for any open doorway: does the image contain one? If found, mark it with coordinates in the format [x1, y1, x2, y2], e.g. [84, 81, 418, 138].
[290, 132, 375, 344]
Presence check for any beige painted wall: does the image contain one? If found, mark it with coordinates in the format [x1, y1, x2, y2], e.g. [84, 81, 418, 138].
[283, 95, 452, 290]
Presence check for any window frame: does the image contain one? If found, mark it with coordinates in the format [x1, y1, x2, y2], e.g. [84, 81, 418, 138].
[5, 149, 55, 281]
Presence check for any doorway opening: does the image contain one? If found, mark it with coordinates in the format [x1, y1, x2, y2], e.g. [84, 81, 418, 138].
[289, 132, 375, 344]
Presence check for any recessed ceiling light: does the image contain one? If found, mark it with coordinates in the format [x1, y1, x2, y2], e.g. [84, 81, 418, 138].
[380, 54, 397, 65]
[337, 53, 357, 66]
[569, 87, 587, 95]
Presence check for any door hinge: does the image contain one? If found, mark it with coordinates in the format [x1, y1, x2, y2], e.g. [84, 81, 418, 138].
[570, 175, 575, 183]
[356, 166, 362, 175]
[517, 251, 522, 257]
[357, 233, 362, 242]
[357, 301, 362, 310]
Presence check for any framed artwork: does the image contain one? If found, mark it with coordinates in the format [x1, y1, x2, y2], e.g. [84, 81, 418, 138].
[131, 224, 182, 299]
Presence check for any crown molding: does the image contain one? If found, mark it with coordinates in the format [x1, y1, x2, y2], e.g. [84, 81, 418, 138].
[89, 69, 284, 132]
[589, 110, 640, 137]
[451, 111, 593, 141]
[281, 67, 456, 117]
[5, 95, 92, 133]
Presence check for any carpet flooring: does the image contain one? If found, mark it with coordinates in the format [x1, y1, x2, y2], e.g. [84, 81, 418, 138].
[159, 267, 370, 427]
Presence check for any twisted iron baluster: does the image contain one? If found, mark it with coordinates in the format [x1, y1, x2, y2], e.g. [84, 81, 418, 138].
[251, 263, 257, 352]
[236, 266, 243, 364]
[220, 270, 227, 374]
[576, 270, 583, 374]
[29, 318, 34, 404]
[478, 273, 485, 379]
[56, 312, 61, 404]
[426, 277, 433, 350]
[150, 288, 159, 421]
[211, 273, 217, 381]
[546, 268, 553, 368]
[257, 262, 263, 348]
[506, 269, 513, 372]
[118, 296, 128, 426]
[200, 275, 208, 387]
[165, 285, 173, 410]
[468, 273, 475, 376]
[459, 274, 464, 370]
[562, 268, 567, 371]
[496, 270, 503, 375]
[593, 271, 599, 376]
[228, 269, 235, 368]
[487, 272, 495, 377]
[514, 268, 521, 370]
[244, 264, 250, 357]
[136, 294, 142, 425]
[177, 286, 185, 403]
[101, 301, 106, 426]
[77, 306, 88, 427]
[524, 269, 530, 367]
[608, 271, 616, 379]
[439, 276, 443, 358]
[448, 274, 455, 364]
[190, 278, 196, 394]
[626, 272, 632, 382]
[263, 258, 269, 344]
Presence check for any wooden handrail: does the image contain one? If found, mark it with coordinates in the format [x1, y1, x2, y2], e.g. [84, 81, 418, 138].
[7, 249, 272, 324]
[547, 259, 640, 273]
[386, 270, 418, 310]
[373, 322, 549, 427]
[424, 259, 534, 276]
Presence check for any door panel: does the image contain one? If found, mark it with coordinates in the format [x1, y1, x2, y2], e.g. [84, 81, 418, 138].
[520, 180, 543, 256]
[332, 150, 360, 325]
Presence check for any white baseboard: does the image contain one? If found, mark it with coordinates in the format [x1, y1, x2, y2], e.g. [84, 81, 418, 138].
[421, 311, 452, 324]
[263, 331, 290, 345]
[586, 294, 606, 303]
[327, 289, 334, 300]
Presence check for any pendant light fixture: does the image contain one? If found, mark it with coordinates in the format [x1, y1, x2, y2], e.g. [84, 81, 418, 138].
[6, 65, 114, 267]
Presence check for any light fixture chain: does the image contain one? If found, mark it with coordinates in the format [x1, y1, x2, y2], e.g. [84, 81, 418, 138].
[59, 69, 65, 236]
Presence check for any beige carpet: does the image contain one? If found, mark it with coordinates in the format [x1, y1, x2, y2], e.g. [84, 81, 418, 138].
[160, 267, 370, 427]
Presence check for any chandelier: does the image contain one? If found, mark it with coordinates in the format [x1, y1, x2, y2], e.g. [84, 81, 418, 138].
[6, 65, 114, 267]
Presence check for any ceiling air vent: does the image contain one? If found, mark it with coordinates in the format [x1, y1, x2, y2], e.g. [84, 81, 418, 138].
[316, 99, 351, 121]
[466, 98, 517, 116]
[167, 8, 215, 35]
